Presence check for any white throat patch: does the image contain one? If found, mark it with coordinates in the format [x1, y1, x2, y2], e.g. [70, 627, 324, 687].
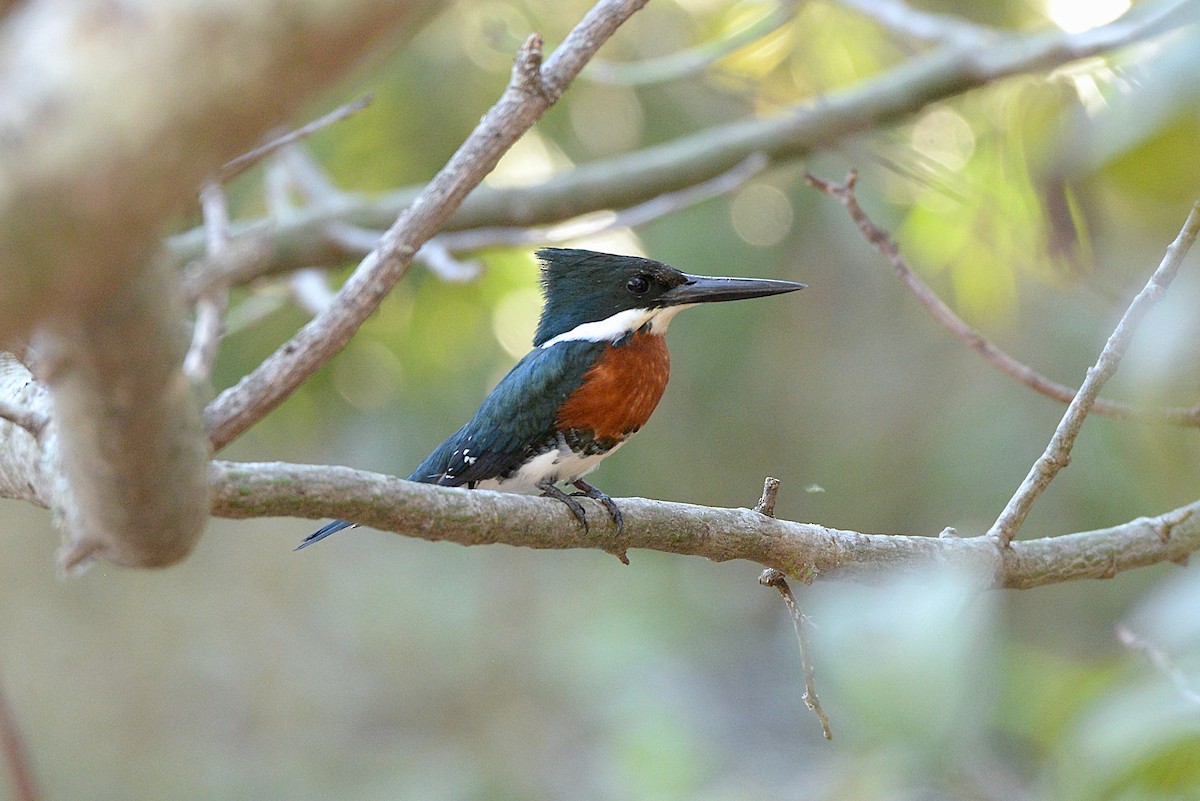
[539, 304, 694, 348]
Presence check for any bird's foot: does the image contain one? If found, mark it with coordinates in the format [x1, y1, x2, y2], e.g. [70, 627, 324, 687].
[571, 479, 624, 534]
[538, 480, 590, 532]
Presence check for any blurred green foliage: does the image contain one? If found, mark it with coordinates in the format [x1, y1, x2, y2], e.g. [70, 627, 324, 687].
[4, 0, 1200, 799]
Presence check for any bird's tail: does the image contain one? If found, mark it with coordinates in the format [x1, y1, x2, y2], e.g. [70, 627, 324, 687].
[295, 519, 357, 551]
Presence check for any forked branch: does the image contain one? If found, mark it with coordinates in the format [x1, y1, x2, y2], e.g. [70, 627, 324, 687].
[805, 171, 1200, 428]
[203, 0, 651, 451]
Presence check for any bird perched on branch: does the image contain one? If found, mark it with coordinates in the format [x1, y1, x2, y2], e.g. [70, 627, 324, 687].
[298, 248, 804, 550]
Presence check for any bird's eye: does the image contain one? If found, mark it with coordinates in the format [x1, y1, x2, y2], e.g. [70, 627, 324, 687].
[626, 275, 650, 295]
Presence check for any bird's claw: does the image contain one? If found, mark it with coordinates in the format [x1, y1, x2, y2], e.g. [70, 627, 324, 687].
[572, 479, 624, 534]
[537, 480, 591, 532]
[538, 480, 625, 538]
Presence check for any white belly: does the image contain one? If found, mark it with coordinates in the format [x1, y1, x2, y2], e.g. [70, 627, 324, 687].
[476, 441, 622, 493]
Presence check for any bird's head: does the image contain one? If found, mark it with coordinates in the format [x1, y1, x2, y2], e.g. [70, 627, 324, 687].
[533, 248, 805, 348]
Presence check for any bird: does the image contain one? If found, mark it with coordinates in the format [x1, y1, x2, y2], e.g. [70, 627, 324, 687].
[297, 247, 804, 550]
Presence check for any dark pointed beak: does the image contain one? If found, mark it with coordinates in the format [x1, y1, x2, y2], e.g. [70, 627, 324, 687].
[659, 274, 806, 306]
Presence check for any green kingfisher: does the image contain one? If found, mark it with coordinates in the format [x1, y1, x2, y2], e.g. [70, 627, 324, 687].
[297, 248, 804, 549]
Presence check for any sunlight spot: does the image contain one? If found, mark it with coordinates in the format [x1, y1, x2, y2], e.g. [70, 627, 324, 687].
[730, 183, 793, 247]
[1044, 0, 1130, 33]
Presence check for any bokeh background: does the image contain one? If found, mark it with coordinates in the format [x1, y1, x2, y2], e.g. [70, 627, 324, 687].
[3, 0, 1200, 798]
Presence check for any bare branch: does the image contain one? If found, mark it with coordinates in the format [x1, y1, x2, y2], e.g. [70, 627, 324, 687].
[435, 153, 768, 253]
[203, 0, 651, 451]
[989, 201, 1200, 545]
[288, 269, 338, 316]
[163, 0, 1200, 281]
[281, 146, 346, 204]
[211, 153, 769, 291]
[1116, 624, 1200, 706]
[754, 476, 781, 518]
[805, 171, 1200, 427]
[0, 399, 47, 441]
[0, 1, 443, 569]
[0, 357, 52, 508]
[218, 94, 373, 184]
[210, 460, 1200, 590]
[416, 239, 483, 282]
[0, 0, 438, 348]
[760, 568, 833, 740]
[0, 673, 39, 801]
[183, 182, 231, 384]
[44, 258, 211, 571]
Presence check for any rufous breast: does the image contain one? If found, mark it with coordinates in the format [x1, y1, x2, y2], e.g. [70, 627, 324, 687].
[556, 331, 670, 442]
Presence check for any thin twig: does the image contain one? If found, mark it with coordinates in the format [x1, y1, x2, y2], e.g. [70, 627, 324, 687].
[0, 673, 40, 801]
[805, 171, 1200, 427]
[264, 157, 298, 217]
[322, 221, 383, 253]
[281, 153, 768, 285]
[755, 476, 781, 517]
[263, 157, 341, 315]
[416, 239, 483, 282]
[0, 399, 48, 441]
[281, 146, 345, 204]
[755, 479, 832, 740]
[1116, 624, 1200, 706]
[288, 269, 338, 315]
[218, 94, 373, 184]
[759, 568, 833, 740]
[437, 153, 769, 252]
[183, 182, 232, 383]
[203, 1, 650, 451]
[988, 201, 1200, 545]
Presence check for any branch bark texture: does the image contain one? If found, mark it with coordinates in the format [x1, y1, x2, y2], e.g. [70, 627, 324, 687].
[209, 462, 1200, 591]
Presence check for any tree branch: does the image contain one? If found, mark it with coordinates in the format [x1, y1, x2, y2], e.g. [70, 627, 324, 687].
[218, 93, 373, 184]
[0, 672, 38, 801]
[202, 0, 651, 451]
[806, 171, 1200, 427]
[208, 461, 1200, 590]
[0, 399, 46, 442]
[39, 257, 210, 571]
[0, 0, 444, 569]
[291, 153, 767, 273]
[0, 0, 439, 347]
[183, 182, 232, 384]
[1116, 624, 1200, 706]
[760, 568, 833, 740]
[988, 201, 1200, 545]
[163, 0, 1199, 280]
[0, 357, 52, 508]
